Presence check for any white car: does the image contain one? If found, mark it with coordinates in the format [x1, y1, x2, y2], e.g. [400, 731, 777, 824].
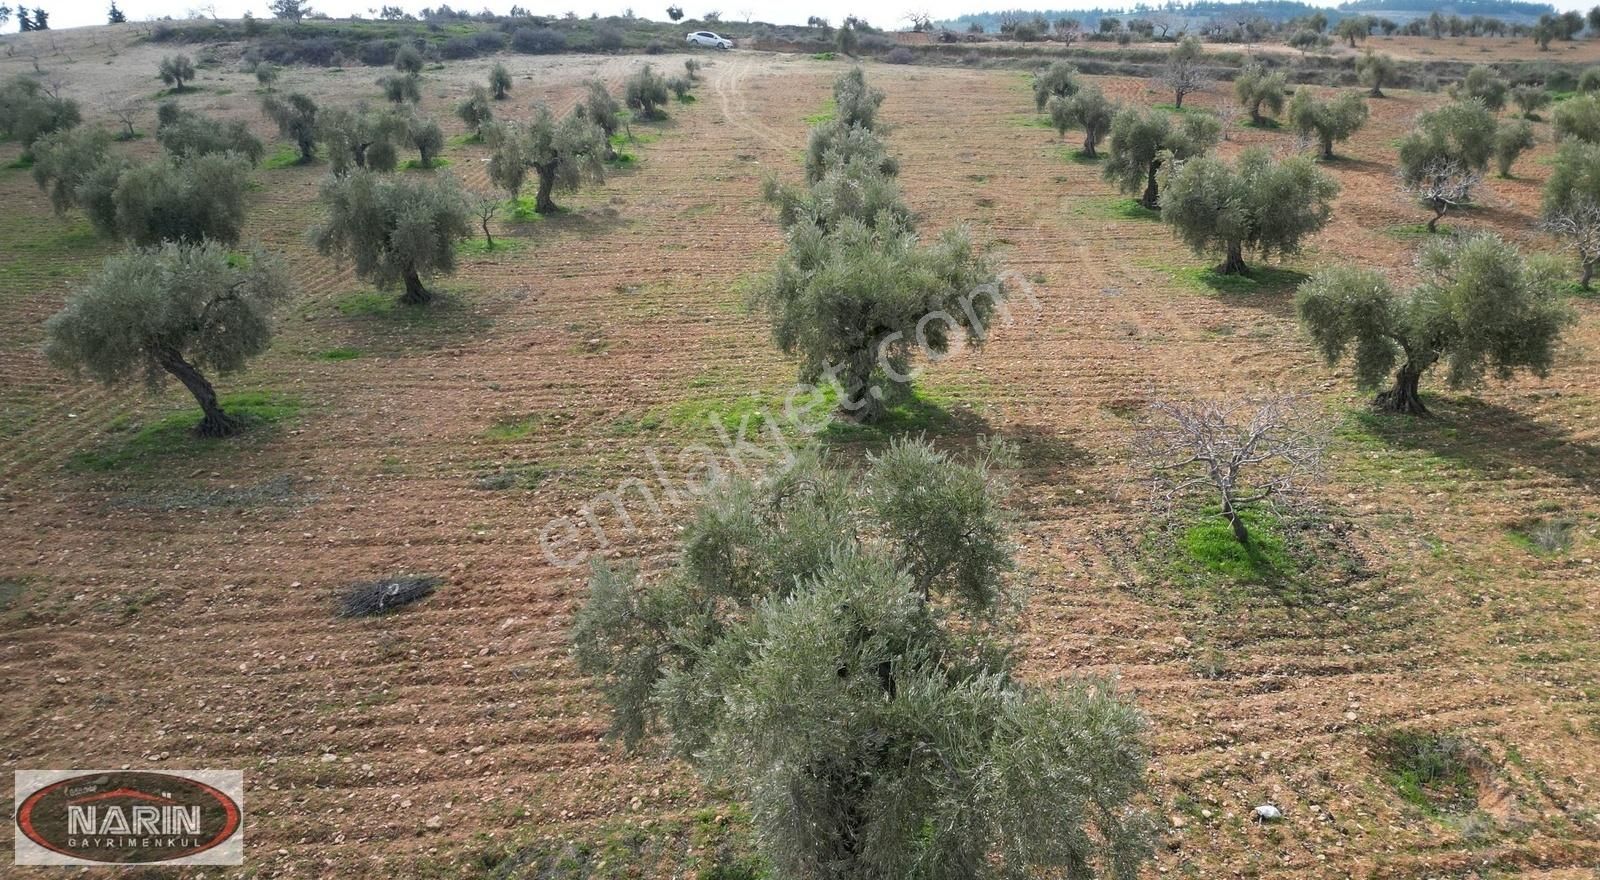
[686, 30, 734, 49]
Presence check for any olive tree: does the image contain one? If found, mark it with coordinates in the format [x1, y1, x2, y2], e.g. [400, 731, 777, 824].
[1494, 119, 1535, 177]
[804, 116, 898, 184]
[255, 62, 279, 92]
[573, 439, 1154, 879]
[758, 212, 997, 422]
[1397, 101, 1496, 216]
[1158, 147, 1339, 275]
[380, 72, 421, 104]
[318, 104, 402, 174]
[30, 126, 111, 214]
[1103, 105, 1221, 209]
[485, 105, 605, 214]
[1296, 234, 1574, 415]
[1335, 15, 1370, 46]
[1233, 62, 1286, 125]
[81, 153, 251, 246]
[1541, 142, 1600, 286]
[404, 113, 443, 167]
[832, 65, 885, 129]
[261, 92, 318, 163]
[156, 106, 265, 165]
[0, 75, 81, 159]
[311, 170, 471, 305]
[1553, 94, 1600, 143]
[455, 84, 492, 138]
[158, 54, 196, 92]
[488, 62, 511, 100]
[44, 241, 291, 437]
[1512, 85, 1551, 119]
[1356, 49, 1395, 98]
[393, 44, 423, 75]
[1032, 60, 1080, 111]
[1450, 65, 1508, 112]
[624, 63, 669, 121]
[1288, 87, 1368, 159]
[1048, 84, 1115, 157]
[1159, 34, 1210, 109]
[576, 79, 622, 160]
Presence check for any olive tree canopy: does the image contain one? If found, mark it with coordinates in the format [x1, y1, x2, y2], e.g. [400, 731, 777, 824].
[44, 241, 292, 437]
[1287, 87, 1368, 159]
[573, 439, 1154, 880]
[86, 153, 252, 246]
[1103, 105, 1220, 208]
[1158, 147, 1339, 275]
[484, 105, 605, 214]
[311, 169, 471, 305]
[1296, 234, 1574, 414]
[1233, 62, 1286, 124]
[1033, 60, 1080, 111]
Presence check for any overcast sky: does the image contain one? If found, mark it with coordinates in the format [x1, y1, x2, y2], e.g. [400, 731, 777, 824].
[27, 0, 1600, 37]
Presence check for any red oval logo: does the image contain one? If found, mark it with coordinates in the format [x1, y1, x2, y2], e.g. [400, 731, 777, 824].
[16, 772, 241, 864]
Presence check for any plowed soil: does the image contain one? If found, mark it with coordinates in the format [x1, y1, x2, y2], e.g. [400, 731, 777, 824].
[1, 25, 1597, 879]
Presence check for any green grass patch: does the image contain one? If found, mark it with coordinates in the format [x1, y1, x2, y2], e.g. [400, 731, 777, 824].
[333, 290, 465, 326]
[0, 218, 102, 284]
[610, 128, 658, 149]
[675, 92, 697, 104]
[448, 132, 484, 146]
[483, 414, 562, 441]
[1171, 265, 1309, 296]
[810, 51, 836, 60]
[1506, 516, 1577, 556]
[1006, 113, 1054, 129]
[263, 145, 310, 169]
[1073, 196, 1160, 221]
[1176, 510, 1293, 583]
[803, 97, 837, 126]
[1153, 102, 1215, 117]
[507, 196, 547, 222]
[67, 391, 301, 473]
[1562, 281, 1599, 298]
[1373, 729, 1480, 816]
[1387, 222, 1451, 237]
[1062, 147, 1102, 163]
[456, 235, 525, 256]
[401, 157, 452, 170]
[1243, 116, 1282, 129]
[4, 154, 34, 170]
[471, 462, 550, 490]
[316, 346, 363, 361]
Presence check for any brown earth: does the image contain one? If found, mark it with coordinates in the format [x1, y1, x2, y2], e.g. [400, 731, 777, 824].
[1, 23, 1598, 880]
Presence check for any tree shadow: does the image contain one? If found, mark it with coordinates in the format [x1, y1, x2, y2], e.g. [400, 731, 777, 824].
[543, 205, 630, 237]
[1004, 422, 1095, 480]
[1355, 396, 1599, 490]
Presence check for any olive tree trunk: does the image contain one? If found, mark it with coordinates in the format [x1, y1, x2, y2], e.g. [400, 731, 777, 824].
[1580, 259, 1594, 290]
[535, 168, 558, 214]
[400, 265, 432, 305]
[1141, 161, 1161, 210]
[156, 347, 239, 438]
[1216, 240, 1247, 275]
[1220, 495, 1251, 544]
[1374, 361, 1428, 415]
[1426, 203, 1448, 233]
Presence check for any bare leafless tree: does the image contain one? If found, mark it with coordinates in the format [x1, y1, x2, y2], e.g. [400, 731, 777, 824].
[904, 10, 933, 32]
[1136, 395, 1324, 545]
[111, 97, 146, 141]
[1543, 198, 1600, 289]
[472, 192, 499, 250]
[1158, 36, 1212, 109]
[1402, 157, 1483, 233]
[1216, 100, 1242, 141]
